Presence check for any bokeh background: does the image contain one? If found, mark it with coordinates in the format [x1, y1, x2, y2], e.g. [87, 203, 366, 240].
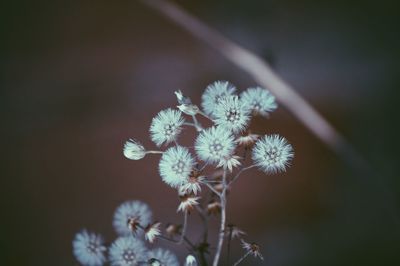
[2, 0, 399, 265]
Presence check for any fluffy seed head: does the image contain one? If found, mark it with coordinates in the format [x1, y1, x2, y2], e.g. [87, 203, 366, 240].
[241, 87, 277, 117]
[113, 201, 152, 236]
[150, 108, 185, 147]
[148, 248, 179, 266]
[73, 230, 107, 266]
[252, 134, 294, 174]
[195, 126, 236, 165]
[109, 237, 148, 266]
[213, 95, 251, 133]
[159, 146, 195, 188]
[201, 81, 236, 117]
[123, 139, 146, 160]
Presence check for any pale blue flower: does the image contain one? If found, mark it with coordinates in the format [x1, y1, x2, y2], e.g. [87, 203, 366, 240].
[73, 230, 107, 266]
[240, 87, 277, 117]
[195, 126, 236, 165]
[213, 95, 251, 133]
[252, 135, 294, 173]
[148, 248, 179, 266]
[159, 146, 195, 188]
[109, 237, 148, 266]
[113, 201, 152, 236]
[201, 81, 236, 118]
[150, 108, 185, 147]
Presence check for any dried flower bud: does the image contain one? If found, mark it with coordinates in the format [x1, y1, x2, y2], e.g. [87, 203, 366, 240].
[217, 155, 241, 172]
[207, 200, 221, 215]
[241, 240, 264, 260]
[127, 217, 140, 234]
[179, 172, 204, 195]
[165, 223, 181, 237]
[185, 254, 198, 266]
[144, 222, 161, 243]
[123, 139, 146, 160]
[175, 90, 200, 116]
[177, 194, 200, 213]
[236, 132, 260, 147]
[226, 224, 246, 239]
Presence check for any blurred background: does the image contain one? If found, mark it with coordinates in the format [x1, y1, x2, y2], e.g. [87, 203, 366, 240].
[1, 0, 399, 265]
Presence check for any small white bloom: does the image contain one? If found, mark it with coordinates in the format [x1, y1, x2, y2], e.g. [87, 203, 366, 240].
[109, 237, 148, 266]
[241, 240, 264, 260]
[252, 135, 294, 174]
[179, 175, 204, 195]
[150, 108, 185, 146]
[113, 201, 152, 236]
[123, 139, 146, 160]
[177, 195, 200, 213]
[185, 255, 198, 266]
[213, 95, 251, 133]
[241, 87, 277, 117]
[148, 248, 179, 266]
[201, 80, 236, 118]
[195, 126, 236, 165]
[159, 146, 195, 188]
[73, 230, 107, 266]
[216, 155, 241, 172]
[144, 222, 161, 244]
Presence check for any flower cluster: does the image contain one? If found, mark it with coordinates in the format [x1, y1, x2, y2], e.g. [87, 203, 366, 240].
[74, 80, 294, 266]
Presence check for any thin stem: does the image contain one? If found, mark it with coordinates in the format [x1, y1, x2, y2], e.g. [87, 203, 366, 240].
[200, 180, 222, 197]
[146, 150, 163, 154]
[177, 211, 189, 244]
[233, 251, 251, 266]
[226, 226, 233, 265]
[195, 205, 209, 243]
[183, 122, 203, 131]
[212, 170, 227, 266]
[191, 115, 204, 131]
[229, 165, 256, 186]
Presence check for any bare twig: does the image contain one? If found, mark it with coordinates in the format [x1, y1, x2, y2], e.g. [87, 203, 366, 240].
[233, 251, 251, 266]
[213, 170, 227, 266]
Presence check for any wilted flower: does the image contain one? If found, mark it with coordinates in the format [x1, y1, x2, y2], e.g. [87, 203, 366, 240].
[109, 237, 148, 266]
[201, 80, 236, 117]
[144, 222, 162, 244]
[175, 90, 200, 116]
[123, 139, 146, 160]
[150, 108, 185, 146]
[148, 248, 179, 266]
[216, 155, 241, 172]
[241, 87, 277, 117]
[236, 133, 260, 147]
[73, 230, 107, 266]
[177, 195, 200, 213]
[195, 126, 236, 165]
[113, 201, 152, 236]
[165, 223, 181, 238]
[179, 171, 204, 195]
[213, 95, 251, 133]
[185, 255, 198, 266]
[252, 134, 294, 174]
[241, 240, 264, 260]
[226, 224, 246, 239]
[159, 146, 195, 188]
[207, 200, 221, 215]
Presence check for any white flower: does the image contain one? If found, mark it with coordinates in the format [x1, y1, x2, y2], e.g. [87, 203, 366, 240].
[195, 126, 236, 165]
[252, 135, 294, 174]
[213, 95, 251, 133]
[241, 240, 264, 260]
[201, 80, 236, 118]
[123, 139, 146, 160]
[179, 175, 204, 195]
[144, 222, 161, 244]
[175, 90, 200, 116]
[159, 146, 195, 188]
[150, 108, 185, 146]
[73, 230, 107, 266]
[216, 155, 241, 172]
[185, 255, 198, 266]
[177, 195, 200, 213]
[109, 237, 148, 266]
[148, 248, 179, 266]
[113, 201, 152, 236]
[241, 87, 277, 117]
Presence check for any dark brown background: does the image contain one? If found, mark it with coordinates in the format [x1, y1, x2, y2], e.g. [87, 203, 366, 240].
[1, 0, 399, 265]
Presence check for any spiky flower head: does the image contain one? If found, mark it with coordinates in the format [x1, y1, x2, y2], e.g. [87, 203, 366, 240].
[177, 194, 200, 213]
[148, 248, 179, 266]
[241, 240, 264, 260]
[150, 108, 185, 147]
[109, 237, 148, 266]
[179, 174, 204, 195]
[201, 80, 236, 118]
[123, 139, 146, 160]
[113, 201, 152, 236]
[241, 87, 277, 117]
[144, 222, 162, 244]
[159, 146, 195, 189]
[213, 95, 251, 133]
[185, 255, 198, 266]
[195, 126, 237, 165]
[252, 134, 294, 174]
[73, 230, 107, 266]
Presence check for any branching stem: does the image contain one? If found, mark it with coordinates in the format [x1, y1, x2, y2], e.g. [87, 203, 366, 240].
[212, 170, 227, 266]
